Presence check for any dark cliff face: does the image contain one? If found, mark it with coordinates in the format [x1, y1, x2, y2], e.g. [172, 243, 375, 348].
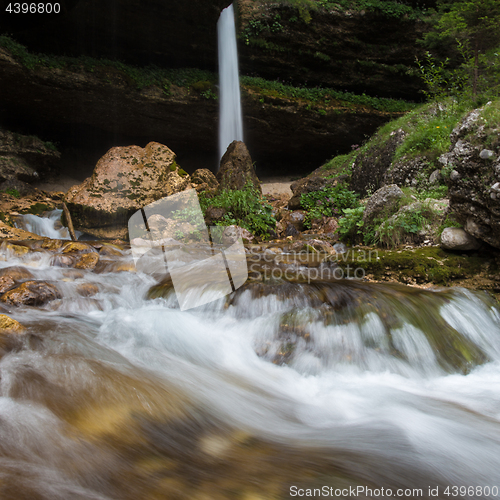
[0, 47, 392, 177]
[0, 0, 232, 69]
[237, 3, 426, 100]
[1, 0, 425, 99]
[0, 0, 423, 179]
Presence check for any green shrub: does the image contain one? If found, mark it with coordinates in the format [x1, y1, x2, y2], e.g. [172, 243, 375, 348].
[375, 202, 440, 248]
[300, 183, 360, 228]
[338, 206, 365, 242]
[2, 188, 21, 198]
[437, 213, 463, 237]
[199, 184, 276, 238]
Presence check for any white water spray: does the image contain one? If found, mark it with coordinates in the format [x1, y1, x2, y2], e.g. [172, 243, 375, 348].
[217, 3, 243, 164]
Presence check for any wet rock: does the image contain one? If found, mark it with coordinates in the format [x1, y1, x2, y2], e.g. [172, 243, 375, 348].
[0, 314, 26, 358]
[62, 241, 96, 254]
[440, 227, 481, 251]
[76, 283, 100, 297]
[0, 221, 44, 241]
[99, 244, 124, 257]
[307, 239, 336, 254]
[1, 242, 29, 257]
[74, 252, 100, 270]
[0, 265, 35, 282]
[65, 142, 190, 240]
[191, 168, 219, 194]
[0, 276, 15, 294]
[284, 223, 300, 237]
[41, 238, 64, 251]
[0, 314, 25, 333]
[50, 254, 76, 267]
[94, 261, 136, 273]
[279, 210, 306, 235]
[333, 242, 348, 254]
[222, 225, 255, 245]
[217, 141, 261, 193]
[362, 184, 403, 226]
[1, 280, 62, 306]
[310, 216, 339, 236]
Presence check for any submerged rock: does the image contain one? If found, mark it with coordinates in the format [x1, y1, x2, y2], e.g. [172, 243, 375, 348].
[0, 280, 62, 306]
[65, 142, 190, 240]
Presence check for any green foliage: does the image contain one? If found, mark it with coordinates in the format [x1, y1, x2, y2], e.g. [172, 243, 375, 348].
[437, 213, 463, 236]
[1, 188, 20, 198]
[264, 0, 425, 20]
[418, 184, 448, 199]
[191, 81, 212, 92]
[394, 111, 458, 162]
[200, 89, 218, 100]
[322, 150, 358, 175]
[300, 183, 360, 228]
[415, 49, 468, 101]
[422, 0, 500, 97]
[43, 141, 59, 152]
[199, 184, 276, 238]
[375, 201, 441, 247]
[0, 34, 216, 92]
[240, 76, 416, 112]
[242, 14, 284, 45]
[338, 206, 365, 241]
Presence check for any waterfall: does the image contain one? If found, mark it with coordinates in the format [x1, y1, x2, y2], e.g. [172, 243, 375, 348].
[217, 3, 243, 163]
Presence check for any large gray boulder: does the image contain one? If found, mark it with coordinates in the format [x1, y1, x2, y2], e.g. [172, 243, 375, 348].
[439, 103, 500, 249]
[440, 227, 481, 251]
[362, 184, 404, 227]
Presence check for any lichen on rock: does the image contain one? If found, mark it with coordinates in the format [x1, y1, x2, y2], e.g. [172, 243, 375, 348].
[65, 142, 191, 240]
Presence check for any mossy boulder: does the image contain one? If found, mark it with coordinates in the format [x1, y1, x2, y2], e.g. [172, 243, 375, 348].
[65, 142, 191, 240]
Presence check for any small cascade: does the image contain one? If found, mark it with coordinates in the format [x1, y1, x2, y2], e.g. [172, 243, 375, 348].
[0, 239, 500, 497]
[217, 3, 244, 163]
[14, 209, 72, 239]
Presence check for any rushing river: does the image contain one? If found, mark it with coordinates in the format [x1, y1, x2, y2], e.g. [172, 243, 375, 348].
[1, 215, 500, 499]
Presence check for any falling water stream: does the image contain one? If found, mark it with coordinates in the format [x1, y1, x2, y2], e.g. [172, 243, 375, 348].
[1, 214, 500, 499]
[218, 3, 244, 162]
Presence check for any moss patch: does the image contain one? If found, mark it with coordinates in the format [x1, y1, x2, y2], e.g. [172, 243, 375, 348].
[334, 246, 499, 290]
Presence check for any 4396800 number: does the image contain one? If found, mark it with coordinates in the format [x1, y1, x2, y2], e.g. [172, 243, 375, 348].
[5, 3, 60, 13]
[444, 486, 499, 497]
